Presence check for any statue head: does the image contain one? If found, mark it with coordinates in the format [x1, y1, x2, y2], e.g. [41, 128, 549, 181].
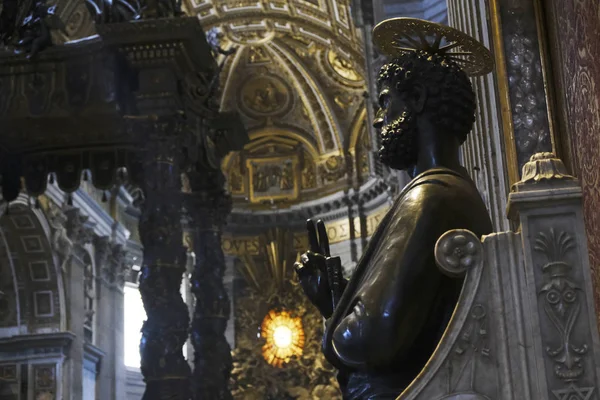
[374, 50, 476, 171]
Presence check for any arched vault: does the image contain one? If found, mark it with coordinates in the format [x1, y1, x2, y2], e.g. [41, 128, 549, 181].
[187, 0, 371, 207]
[0, 199, 65, 337]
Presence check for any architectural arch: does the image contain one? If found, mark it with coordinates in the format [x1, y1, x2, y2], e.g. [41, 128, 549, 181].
[347, 108, 368, 153]
[0, 199, 65, 336]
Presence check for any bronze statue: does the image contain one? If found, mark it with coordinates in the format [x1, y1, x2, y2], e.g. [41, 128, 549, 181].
[0, 0, 65, 58]
[295, 18, 495, 399]
[15, 1, 66, 59]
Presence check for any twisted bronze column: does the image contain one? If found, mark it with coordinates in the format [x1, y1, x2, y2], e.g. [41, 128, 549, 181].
[134, 117, 191, 400]
[185, 170, 233, 400]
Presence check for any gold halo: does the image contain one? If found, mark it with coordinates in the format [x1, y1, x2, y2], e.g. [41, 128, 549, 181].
[372, 18, 494, 77]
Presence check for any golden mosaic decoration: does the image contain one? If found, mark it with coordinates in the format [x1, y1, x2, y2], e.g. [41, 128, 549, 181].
[372, 18, 494, 77]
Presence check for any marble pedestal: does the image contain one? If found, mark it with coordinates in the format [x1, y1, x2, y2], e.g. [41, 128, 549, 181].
[399, 153, 600, 400]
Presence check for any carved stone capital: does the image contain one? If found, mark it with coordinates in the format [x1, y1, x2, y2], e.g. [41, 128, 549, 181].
[110, 243, 130, 288]
[93, 235, 111, 269]
[508, 153, 582, 222]
[513, 152, 577, 191]
[47, 202, 94, 271]
[64, 207, 94, 247]
[94, 235, 130, 287]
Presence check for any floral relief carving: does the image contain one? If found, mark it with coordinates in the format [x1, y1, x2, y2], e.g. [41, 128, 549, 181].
[435, 230, 483, 277]
[534, 229, 588, 382]
[447, 304, 491, 396]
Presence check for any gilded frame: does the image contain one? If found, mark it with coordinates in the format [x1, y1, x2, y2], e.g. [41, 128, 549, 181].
[488, 0, 564, 184]
[246, 155, 300, 203]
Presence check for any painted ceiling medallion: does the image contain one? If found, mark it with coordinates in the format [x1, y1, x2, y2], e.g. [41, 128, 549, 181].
[239, 74, 293, 118]
[373, 18, 494, 77]
[327, 50, 361, 82]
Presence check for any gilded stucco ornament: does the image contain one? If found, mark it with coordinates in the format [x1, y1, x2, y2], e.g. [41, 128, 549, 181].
[239, 74, 293, 118]
[326, 50, 361, 82]
[197, 0, 369, 208]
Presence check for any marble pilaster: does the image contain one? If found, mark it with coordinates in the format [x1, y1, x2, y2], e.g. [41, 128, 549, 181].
[94, 235, 129, 400]
[52, 205, 94, 400]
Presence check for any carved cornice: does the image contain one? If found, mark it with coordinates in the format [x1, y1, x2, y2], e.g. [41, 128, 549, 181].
[0, 332, 75, 356]
[228, 177, 390, 228]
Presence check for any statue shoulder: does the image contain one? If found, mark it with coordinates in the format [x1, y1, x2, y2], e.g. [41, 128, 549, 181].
[411, 169, 477, 196]
[395, 169, 492, 235]
[400, 171, 485, 217]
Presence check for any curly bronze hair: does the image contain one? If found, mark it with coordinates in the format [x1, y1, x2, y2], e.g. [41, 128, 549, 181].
[377, 51, 476, 144]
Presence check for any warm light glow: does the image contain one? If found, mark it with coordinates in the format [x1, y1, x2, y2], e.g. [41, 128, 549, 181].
[273, 326, 293, 348]
[261, 310, 305, 367]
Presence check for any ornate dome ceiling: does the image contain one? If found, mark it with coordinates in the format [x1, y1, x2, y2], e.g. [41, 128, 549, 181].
[184, 0, 372, 208]
[51, 0, 373, 209]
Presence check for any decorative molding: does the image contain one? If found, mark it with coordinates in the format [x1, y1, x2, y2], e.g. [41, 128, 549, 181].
[0, 332, 75, 355]
[223, 203, 390, 256]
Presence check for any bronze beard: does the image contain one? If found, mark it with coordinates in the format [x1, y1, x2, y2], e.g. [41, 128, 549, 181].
[378, 108, 419, 171]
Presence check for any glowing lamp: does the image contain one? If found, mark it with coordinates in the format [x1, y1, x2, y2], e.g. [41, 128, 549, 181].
[260, 309, 305, 367]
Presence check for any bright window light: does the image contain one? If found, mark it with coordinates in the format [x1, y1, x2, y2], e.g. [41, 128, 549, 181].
[124, 285, 146, 368]
[124, 281, 190, 369]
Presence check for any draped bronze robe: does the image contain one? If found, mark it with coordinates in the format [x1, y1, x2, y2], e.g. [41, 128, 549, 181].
[323, 168, 493, 399]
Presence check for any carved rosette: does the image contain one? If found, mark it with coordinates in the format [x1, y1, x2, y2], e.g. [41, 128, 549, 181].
[435, 230, 484, 277]
[136, 123, 191, 399]
[185, 169, 233, 400]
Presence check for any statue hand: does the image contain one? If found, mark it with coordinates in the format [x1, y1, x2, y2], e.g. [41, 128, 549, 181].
[294, 219, 341, 318]
[295, 251, 335, 318]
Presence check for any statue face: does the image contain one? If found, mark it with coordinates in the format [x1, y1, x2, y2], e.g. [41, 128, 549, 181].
[373, 80, 419, 171]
